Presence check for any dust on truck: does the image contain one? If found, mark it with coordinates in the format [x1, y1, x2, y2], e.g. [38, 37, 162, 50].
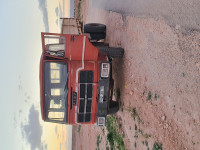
[40, 18, 124, 126]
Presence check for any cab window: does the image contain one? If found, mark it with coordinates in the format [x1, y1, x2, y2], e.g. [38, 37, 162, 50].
[44, 35, 65, 57]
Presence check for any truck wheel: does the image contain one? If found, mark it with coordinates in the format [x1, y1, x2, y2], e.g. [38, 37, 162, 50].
[98, 47, 124, 58]
[84, 23, 106, 33]
[108, 101, 119, 115]
[90, 33, 106, 41]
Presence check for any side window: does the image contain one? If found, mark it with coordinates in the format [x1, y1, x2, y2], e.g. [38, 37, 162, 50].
[48, 88, 64, 121]
[44, 35, 65, 57]
[50, 63, 60, 83]
[49, 44, 65, 51]
[51, 88, 61, 96]
[48, 112, 64, 121]
[49, 99, 62, 109]
[50, 88, 62, 106]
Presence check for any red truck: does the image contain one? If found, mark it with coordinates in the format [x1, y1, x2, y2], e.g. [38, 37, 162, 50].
[40, 18, 124, 126]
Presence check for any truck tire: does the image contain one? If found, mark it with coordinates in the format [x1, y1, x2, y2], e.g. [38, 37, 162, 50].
[90, 33, 106, 41]
[98, 47, 124, 58]
[108, 101, 119, 115]
[92, 42, 109, 47]
[84, 23, 106, 33]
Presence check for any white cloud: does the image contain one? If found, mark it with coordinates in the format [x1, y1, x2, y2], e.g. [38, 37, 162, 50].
[21, 105, 47, 150]
[38, 0, 49, 32]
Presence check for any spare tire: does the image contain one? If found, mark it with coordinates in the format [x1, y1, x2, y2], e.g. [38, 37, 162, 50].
[90, 33, 106, 41]
[84, 23, 106, 33]
[92, 42, 109, 47]
[98, 47, 124, 58]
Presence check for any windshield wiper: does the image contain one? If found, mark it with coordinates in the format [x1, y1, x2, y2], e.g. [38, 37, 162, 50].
[63, 72, 69, 92]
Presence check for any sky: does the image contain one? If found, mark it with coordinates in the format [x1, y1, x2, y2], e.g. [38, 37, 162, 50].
[0, 0, 72, 150]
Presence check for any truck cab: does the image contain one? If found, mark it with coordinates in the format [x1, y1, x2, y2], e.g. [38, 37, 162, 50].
[40, 19, 124, 126]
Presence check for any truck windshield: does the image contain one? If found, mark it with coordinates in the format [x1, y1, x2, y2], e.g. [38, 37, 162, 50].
[44, 62, 68, 123]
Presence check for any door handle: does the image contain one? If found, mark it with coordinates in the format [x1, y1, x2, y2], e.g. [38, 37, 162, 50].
[71, 35, 76, 42]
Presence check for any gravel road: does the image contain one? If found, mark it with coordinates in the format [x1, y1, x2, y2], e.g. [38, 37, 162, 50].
[73, 0, 200, 149]
[92, 0, 200, 33]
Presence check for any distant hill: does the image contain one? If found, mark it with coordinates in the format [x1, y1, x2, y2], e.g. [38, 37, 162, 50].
[70, 0, 75, 17]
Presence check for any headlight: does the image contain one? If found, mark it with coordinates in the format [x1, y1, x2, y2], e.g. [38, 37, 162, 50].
[101, 63, 110, 78]
[97, 117, 105, 126]
[99, 86, 104, 103]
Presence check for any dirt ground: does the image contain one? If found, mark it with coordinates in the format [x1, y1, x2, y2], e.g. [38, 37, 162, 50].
[72, 0, 200, 150]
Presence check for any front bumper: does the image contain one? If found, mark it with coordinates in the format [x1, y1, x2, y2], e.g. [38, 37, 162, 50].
[96, 62, 113, 126]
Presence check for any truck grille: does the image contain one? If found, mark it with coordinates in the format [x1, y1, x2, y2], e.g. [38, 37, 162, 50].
[78, 71, 93, 123]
